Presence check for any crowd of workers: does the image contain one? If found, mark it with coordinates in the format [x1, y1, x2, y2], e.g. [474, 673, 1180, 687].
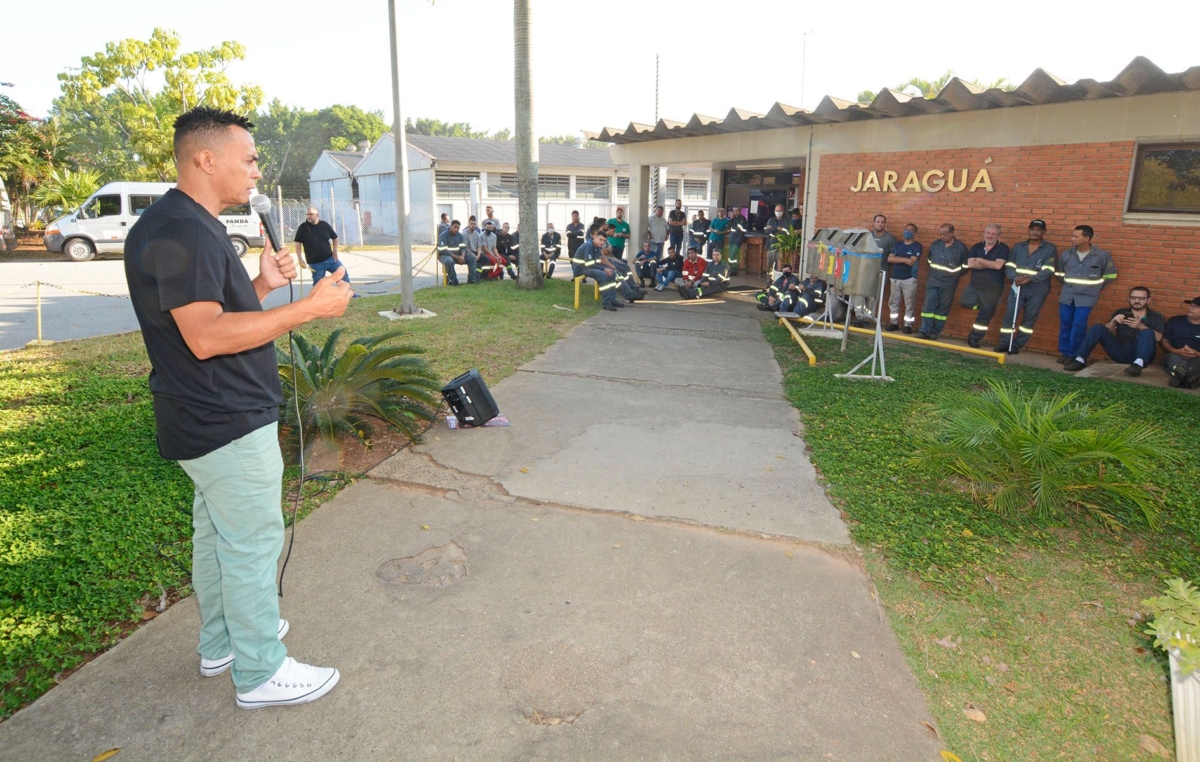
[436, 204, 1200, 388]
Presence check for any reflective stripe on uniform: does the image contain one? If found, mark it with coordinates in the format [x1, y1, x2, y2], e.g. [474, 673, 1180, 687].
[929, 262, 962, 273]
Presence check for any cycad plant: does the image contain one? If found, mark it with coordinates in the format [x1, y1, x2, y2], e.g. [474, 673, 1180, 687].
[907, 381, 1175, 530]
[277, 329, 442, 451]
[772, 228, 805, 271]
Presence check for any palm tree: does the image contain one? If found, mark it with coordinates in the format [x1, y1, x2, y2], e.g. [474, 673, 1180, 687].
[971, 77, 1017, 92]
[896, 70, 956, 99]
[513, 0, 541, 289]
[29, 167, 101, 219]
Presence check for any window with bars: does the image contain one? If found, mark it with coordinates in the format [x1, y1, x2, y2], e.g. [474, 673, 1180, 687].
[576, 176, 611, 199]
[1128, 143, 1200, 214]
[538, 175, 571, 198]
[662, 179, 681, 201]
[435, 171, 476, 198]
[683, 179, 709, 200]
[616, 177, 630, 198]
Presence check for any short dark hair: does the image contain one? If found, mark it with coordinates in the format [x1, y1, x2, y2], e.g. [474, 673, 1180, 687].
[469, 215, 477, 221]
[173, 106, 254, 159]
[873, 214, 887, 224]
[571, 209, 579, 216]
[940, 223, 955, 234]
[450, 219, 461, 226]
[441, 213, 449, 220]
[1075, 224, 1094, 239]
[1129, 285, 1151, 297]
[905, 222, 918, 232]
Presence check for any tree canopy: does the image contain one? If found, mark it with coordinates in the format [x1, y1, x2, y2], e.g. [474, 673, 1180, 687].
[254, 101, 388, 197]
[1, 84, 71, 219]
[52, 27, 263, 182]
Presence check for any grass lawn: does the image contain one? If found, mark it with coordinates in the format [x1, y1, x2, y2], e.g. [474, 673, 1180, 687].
[765, 325, 1200, 760]
[0, 277, 596, 718]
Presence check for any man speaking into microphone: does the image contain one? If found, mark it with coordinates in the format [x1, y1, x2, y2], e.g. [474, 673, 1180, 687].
[124, 106, 351, 708]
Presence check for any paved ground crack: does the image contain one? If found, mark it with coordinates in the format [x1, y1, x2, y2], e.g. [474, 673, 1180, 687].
[368, 450, 513, 499]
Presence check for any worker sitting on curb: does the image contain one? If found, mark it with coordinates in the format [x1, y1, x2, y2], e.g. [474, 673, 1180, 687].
[655, 246, 683, 291]
[680, 248, 730, 299]
[756, 262, 799, 312]
[785, 273, 828, 318]
[1063, 286, 1164, 376]
[676, 245, 707, 291]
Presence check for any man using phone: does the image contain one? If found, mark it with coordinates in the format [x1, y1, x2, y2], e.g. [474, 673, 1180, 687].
[1062, 286, 1164, 376]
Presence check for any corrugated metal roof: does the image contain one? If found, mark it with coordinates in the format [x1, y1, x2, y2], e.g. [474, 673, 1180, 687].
[587, 57, 1200, 145]
[323, 150, 366, 173]
[404, 134, 615, 168]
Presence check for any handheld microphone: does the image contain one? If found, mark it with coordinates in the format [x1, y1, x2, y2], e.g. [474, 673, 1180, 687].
[249, 193, 283, 253]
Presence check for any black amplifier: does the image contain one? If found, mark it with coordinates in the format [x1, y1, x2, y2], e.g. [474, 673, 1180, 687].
[440, 369, 499, 427]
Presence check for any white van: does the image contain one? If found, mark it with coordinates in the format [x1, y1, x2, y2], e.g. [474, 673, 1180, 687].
[43, 182, 265, 261]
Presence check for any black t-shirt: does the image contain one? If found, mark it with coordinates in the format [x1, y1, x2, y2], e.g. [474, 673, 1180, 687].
[294, 220, 338, 264]
[668, 209, 687, 230]
[1109, 308, 1165, 342]
[1163, 315, 1200, 352]
[124, 189, 281, 461]
[968, 241, 1010, 289]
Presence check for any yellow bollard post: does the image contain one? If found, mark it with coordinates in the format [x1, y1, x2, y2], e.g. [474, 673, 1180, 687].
[26, 281, 56, 348]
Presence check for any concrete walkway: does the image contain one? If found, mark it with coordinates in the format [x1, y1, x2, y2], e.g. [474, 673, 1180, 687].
[0, 291, 944, 761]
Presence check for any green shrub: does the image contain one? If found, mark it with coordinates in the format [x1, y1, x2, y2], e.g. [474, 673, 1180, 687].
[1144, 578, 1200, 676]
[277, 329, 442, 450]
[908, 380, 1175, 531]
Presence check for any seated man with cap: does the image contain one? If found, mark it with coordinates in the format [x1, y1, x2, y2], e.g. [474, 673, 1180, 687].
[1161, 296, 1200, 388]
[755, 262, 799, 312]
[1062, 286, 1164, 377]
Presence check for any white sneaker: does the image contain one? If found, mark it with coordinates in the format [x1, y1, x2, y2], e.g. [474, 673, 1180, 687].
[235, 657, 340, 709]
[200, 618, 290, 677]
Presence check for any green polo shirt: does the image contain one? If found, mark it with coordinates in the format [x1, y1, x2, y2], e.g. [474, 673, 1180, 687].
[607, 218, 630, 249]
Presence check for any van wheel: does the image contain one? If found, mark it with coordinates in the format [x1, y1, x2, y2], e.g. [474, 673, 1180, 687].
[64, 238, 96, 262]
[230, 237, 249, 257]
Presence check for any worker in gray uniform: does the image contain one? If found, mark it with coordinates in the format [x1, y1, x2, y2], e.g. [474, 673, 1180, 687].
[995, 219, 1058, 354]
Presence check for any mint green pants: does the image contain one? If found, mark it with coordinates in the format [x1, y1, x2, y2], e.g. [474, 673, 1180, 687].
[178, 422, 286, 693]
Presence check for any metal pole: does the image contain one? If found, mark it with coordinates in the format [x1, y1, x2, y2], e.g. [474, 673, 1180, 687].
[36, 281, 43, 343]
[388, 0, 416, 314]
[1008, 284, 1021, 353]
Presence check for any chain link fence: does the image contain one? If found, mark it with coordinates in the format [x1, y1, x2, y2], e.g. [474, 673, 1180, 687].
[276, 199, 436, 247]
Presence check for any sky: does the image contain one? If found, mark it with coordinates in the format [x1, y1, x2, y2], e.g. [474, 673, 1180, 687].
[3, 0, 1197, 140]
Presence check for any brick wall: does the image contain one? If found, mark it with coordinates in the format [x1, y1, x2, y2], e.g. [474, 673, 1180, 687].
[814, 142, 1200, 355]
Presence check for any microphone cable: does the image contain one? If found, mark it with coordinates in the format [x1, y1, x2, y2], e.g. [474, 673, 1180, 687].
[278, 257, 305, 597]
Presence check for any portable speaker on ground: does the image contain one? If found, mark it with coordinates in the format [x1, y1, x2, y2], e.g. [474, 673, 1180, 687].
[440, 368, 499, 427]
